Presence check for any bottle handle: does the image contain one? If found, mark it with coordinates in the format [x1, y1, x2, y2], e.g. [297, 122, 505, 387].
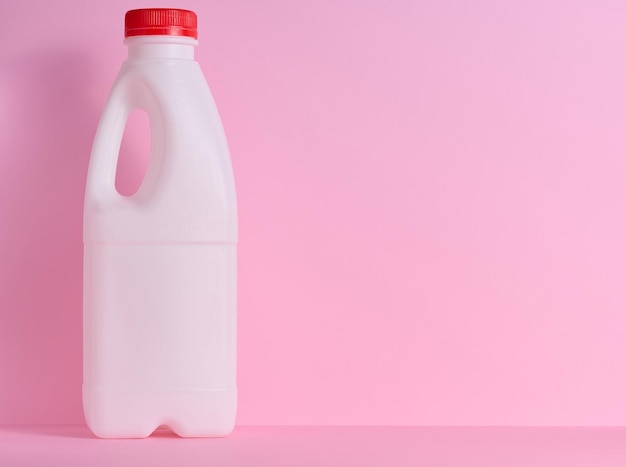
[85, 69, 164, 206]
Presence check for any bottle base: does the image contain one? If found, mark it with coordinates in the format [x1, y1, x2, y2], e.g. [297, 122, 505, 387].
[83, 386, 237, 438]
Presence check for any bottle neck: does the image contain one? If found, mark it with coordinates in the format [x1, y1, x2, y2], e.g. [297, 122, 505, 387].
[125, 36, 197, 60]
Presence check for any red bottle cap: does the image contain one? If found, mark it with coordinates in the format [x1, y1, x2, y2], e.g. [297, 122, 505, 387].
[125, 9, 198, 39]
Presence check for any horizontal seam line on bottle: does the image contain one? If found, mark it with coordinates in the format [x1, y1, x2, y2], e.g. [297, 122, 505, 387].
[84, 241, 237, 246]
[84, 387, 235, 392]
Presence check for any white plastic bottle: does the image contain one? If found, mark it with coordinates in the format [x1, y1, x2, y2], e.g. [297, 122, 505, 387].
[83, 9, 237, 438]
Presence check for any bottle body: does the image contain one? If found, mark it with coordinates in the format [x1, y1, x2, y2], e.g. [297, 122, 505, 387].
[83, 37, 237, 438]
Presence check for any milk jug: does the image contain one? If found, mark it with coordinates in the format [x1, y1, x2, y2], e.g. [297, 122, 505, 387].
[83, 8, 237, 438]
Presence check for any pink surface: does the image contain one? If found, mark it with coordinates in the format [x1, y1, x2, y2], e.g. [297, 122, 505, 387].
[3, 0, 626, 426]
[3, 426, 626, 467]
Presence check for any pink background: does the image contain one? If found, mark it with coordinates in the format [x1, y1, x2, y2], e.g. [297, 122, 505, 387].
[3, 0, 626, 426]
[4, 426, 626, 467]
